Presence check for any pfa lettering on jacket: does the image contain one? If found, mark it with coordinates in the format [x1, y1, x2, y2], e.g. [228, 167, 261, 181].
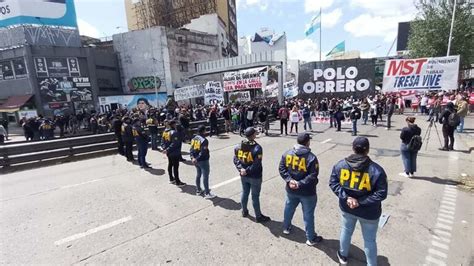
[237, 150, 254, 163]
[339, 169, 372, 191]
[285, 155, 307, 172]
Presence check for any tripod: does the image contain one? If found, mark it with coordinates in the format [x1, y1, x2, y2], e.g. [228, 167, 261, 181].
[422, 118, 443, 150]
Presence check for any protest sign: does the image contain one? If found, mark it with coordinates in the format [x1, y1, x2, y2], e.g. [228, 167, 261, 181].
[382, 55, 459, 91]
[223, 67, 267, 92]
[283, 79, 298, 99]
[204, 81, 224, 105]
[299, 59, 375, 99]
[174, 84, 205, 101]
[229, 91, 251, 102]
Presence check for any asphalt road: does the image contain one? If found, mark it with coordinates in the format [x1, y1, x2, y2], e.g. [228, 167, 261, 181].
[1, 114, 473, 265]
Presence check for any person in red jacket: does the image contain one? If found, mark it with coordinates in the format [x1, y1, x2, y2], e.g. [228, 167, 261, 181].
[278, 105, 290, 135]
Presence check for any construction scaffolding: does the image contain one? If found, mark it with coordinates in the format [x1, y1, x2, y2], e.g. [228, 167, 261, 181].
[132, 0, 218, 30]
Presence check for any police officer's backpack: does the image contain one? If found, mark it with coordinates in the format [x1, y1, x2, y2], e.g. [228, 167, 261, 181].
[408, 135, 423, 151]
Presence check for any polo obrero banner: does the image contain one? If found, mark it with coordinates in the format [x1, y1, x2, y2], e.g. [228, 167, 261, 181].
[298, 58, 376, 99]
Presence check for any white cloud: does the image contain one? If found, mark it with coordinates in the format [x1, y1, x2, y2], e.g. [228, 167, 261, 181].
[360, 51, 377, 58]
[344, 13, 412, 42]
[77, 18, 101, 38]
[321, 8, 342, 28]
[287, 39, 321, 61]
[344, 0, 417, 42]
[305, 0, 335, 13]
[238, 0, 269, 11]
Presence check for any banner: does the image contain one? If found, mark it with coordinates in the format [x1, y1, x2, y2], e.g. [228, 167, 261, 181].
[174, 84, 205, 101]
[204, 81, 224, 105]
[229, 91, 251, 102]
[283, 79, 299, 99]
[98, 93, 168, 113]
[223, 67, 268, 92]
[299, 59, 375, 99]
[382, 56, 460, 91]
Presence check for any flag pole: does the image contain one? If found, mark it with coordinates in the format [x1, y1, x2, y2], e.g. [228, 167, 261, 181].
[319, 6, 322, 62]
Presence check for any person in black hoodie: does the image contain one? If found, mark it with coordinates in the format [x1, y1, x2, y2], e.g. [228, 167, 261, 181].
[329, 137, 388, 265]
[133, 118, 151, 169]
[439, 102, 456, 151]
[112, 115, 124, 155]
[233, 127, 270, 223]
[121, 116, 134, 162]
[162, 120, 185, 187]
[399, 117, 422, 177]
[279, 133, 322, 246]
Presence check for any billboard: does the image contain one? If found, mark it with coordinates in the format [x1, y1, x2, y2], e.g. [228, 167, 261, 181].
[382, 56, 460, 91]
[0, 0, 78, 28]
[299, 59, 375, 99]
[0, 58, 27, 80]
[34, 57, 80, 77]
[223, 67, 268, 92]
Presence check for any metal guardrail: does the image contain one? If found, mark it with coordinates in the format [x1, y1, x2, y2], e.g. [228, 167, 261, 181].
[0, 119, 226, 170]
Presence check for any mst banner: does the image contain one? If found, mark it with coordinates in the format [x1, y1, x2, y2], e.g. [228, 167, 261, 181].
[299, 59, 375, 99]
[382, 55, 460, 91]
[204, 81, 224, 105]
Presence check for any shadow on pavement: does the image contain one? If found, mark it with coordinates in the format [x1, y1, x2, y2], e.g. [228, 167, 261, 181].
[209, 196, 241, 211]
[357, 134, 379, 138]
[144, 168, 165, 176]
[410, 176, 460, 185]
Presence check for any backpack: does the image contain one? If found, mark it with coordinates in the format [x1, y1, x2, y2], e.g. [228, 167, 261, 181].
[407, 135, 423, 151]
[448, 112, 460, 127]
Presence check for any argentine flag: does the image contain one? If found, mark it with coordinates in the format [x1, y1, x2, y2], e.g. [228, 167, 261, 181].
[304, 12, 321, 37]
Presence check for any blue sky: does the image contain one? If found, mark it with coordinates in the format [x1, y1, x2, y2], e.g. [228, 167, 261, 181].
[74, 0, 419, 61]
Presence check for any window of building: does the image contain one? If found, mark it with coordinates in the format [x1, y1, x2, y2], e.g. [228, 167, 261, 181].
[179, 61, 188, 72]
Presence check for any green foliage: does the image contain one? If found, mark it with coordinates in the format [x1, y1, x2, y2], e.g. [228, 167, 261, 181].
[408, 0, 474, 67]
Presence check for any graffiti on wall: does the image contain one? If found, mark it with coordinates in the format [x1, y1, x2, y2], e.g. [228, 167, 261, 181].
[127, 76, 162, 92]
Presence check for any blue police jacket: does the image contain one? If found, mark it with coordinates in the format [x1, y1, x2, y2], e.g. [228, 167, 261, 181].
[161, 128, 182, 157]
[279, 144, 319, 196]
[233, 140, 263, 179]
[329, 154, 388, 220]
[190, 135, 210, 161]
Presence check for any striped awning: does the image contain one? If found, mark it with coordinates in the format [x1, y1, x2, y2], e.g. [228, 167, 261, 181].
[0, 94, 33, 113]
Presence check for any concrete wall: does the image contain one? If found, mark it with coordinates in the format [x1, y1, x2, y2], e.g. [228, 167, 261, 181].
[0, 47, 34, 99]
[183, 13, 228, 57]
[0, 25, 81, 49]
[113, 27, 171, 94]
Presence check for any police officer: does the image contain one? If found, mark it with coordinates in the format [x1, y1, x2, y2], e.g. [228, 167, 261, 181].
[133, 118, 151, 169]
[121, 116, 134, 162]
[279, 133, 323, 246]
[190, 125, 216, 199]
[162, 120, 185, 187]
[233, 127, 270, 223]
[329, 137, 388, 265]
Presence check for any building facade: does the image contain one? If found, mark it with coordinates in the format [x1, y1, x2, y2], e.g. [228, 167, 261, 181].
[124, 0, 238, 56]
[113, 26, 221, 97]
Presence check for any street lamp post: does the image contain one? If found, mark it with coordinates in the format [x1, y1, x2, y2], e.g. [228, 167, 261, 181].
[447, 0, 457, 56]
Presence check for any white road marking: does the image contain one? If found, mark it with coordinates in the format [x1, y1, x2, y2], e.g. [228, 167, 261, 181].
[442, 194, 457, 199]
[440, 205, 455, 211]
[432, 235, 451, 243]
[59, 179, 104, 190]
[434, 229, 451, 237]
[426, 256, 447, 266]
[438, 213, 454, 220]
[321, 138, 332, 144]
[435, 223, 452, 231]
[428, 248, 448, 258]
[210, 176, 241, 190]
[54, 216, 133, 246]
[439, 208, 455, 215]
[431, 241, 449, 250]
[440, 200, 455, 206]
[437, 217, 454, 224]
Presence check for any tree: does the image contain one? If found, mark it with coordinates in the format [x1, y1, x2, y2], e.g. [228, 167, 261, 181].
[408, 0, 474, 67]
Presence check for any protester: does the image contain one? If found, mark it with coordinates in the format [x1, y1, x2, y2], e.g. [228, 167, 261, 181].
[233, 127, 270, 223]
[386, 97, 395, 130]
[112, 115, 124, 156]
[360, 99, 370, 125]
[278, 105, 290, 135]
[146, 115, 159, 150]
[222, 105, 232, 133]
[399, 117, 422, 177]
[329, 137, 388, 266]
[302, 104, 312, 131]
[350, 103, 361, 136]
[121, 116, 134, 162]
[289, 106, 301, 134]
[209, 107, 219, 137]
[190, 125, 216, 199]
[279, 133, 323, 245]
[456, 94, 468, 133]
[162, 120, 186, 186]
